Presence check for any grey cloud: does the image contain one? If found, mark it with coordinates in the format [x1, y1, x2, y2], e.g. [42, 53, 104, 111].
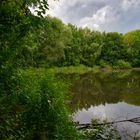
[62, 1, 106, 23]
[47, 0, 140, 33]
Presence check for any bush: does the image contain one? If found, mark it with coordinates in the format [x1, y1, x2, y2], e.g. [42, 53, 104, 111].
[0, 69, 79, 140]
[99, 60, 110, 68]
[131, 59, 140, 67]
[113, 60, 132, 69]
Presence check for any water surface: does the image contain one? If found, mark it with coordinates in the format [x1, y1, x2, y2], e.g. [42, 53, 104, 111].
[65, 70, 140, 139]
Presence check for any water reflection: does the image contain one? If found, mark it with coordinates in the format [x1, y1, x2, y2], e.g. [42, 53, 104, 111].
[61, 70, 140, 139]
[73, 102, 140, 139]
[68, 70, 140, 111]
[73, 102, 140, 124]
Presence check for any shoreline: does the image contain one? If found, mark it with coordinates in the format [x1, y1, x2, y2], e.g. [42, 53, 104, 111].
[46, 65, 140, 74]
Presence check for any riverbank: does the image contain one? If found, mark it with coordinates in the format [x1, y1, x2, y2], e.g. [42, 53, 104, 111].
[5, 67, 139, 139]
[46, 65, 140, 74]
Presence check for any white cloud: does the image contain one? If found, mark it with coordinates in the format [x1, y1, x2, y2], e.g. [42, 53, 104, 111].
[122, 0, 140, 11]
[79, 6, 118, 31]
[47, 0, 62, 17]
[92, 6, 114, 23]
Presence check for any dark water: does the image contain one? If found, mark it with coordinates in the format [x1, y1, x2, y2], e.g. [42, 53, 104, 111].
[65, 70, 140, 139]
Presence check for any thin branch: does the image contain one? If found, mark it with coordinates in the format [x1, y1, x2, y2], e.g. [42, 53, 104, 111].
[76, 117, 140, 129]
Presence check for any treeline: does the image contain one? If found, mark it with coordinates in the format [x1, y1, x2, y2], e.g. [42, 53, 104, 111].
[0, 0, 140, 139]
[18, 16, 140, 68]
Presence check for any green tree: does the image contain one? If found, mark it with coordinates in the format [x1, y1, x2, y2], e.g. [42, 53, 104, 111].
[0, 0, 49, 94]
[34, 17, 66, 67]
[123, 30, 140, 67]
[81, 43, 102, 66]
[63, 24, 81, 66]
[99, 32, 124, 65]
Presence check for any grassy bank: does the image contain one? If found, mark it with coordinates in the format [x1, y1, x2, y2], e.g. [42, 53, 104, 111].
[47, 65, 104, 74]
[46, 65, 140, 75]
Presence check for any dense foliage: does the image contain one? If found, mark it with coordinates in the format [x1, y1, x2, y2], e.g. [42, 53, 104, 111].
[0, 69, 79, 140]
[0, 1, 79, 139]
[0, 0, 140, 139]
[30, 17, 140, 68]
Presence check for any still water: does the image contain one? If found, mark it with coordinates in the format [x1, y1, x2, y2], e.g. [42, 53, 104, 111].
[65, 70, 140, 139]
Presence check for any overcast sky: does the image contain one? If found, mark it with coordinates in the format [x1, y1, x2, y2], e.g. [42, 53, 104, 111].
[47, 0, 140, 33]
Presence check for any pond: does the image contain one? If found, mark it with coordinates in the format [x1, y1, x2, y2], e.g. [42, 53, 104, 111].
[64, 70, 140, 139]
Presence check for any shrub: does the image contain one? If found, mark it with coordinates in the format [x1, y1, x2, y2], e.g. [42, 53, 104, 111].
[0, 69, 79, 140]
[113, 60, 132, 69]
[99, 60, 110, 68]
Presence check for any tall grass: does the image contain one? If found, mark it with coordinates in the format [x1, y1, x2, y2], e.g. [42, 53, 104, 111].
[47, 65, 100, 74]
[0, 69, 79, 140]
